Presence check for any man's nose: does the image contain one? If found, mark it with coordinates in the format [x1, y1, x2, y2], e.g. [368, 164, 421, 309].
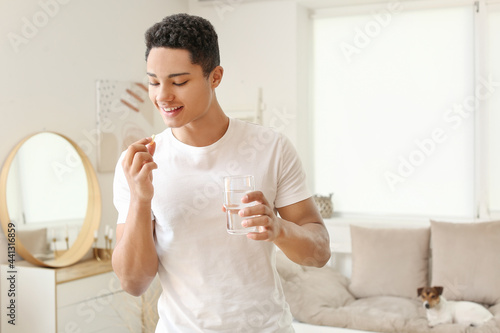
[157, 86, 174, 102]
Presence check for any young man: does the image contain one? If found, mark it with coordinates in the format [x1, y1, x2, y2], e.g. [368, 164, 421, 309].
[112, 13, 330, 332]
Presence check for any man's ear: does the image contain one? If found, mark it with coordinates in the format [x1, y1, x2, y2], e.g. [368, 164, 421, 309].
[210, 66, 224, 88]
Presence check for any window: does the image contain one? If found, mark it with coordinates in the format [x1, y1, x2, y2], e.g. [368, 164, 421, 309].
[312, 3, 480, 219]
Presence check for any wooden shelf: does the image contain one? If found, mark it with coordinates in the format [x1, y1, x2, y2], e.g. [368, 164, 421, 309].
[55, 258, 113, 284]
[14, 256, 113, 284]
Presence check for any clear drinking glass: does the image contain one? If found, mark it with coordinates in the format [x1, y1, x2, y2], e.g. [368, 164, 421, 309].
[223, 175, 258, 235]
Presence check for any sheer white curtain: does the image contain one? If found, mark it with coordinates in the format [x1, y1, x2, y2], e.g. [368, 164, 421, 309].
[487, 6, 500, 214]
[312, 4, 477, 218]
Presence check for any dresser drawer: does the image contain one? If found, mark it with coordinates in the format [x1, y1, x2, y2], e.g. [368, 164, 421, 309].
[58, 290, 141, 333]
[57, 272, 122, 308]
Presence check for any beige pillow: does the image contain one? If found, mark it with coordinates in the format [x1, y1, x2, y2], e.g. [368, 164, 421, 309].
[348, 225, 430, 299]
[430, 220, 500, 305]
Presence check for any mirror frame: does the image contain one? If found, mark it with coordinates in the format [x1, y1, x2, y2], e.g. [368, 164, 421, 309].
[0, 132, 101, 267]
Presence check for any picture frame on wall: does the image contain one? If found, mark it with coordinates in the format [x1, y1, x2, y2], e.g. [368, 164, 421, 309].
[96, 80, 156, 172]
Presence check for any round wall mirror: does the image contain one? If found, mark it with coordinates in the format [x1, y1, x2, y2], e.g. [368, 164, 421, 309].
[0, 132, 101, 267]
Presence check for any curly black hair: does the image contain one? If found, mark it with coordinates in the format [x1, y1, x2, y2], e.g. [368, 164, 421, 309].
[145, 13, 220, 78]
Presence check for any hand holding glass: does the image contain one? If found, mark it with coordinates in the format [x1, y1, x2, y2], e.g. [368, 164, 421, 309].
[223, 175, 258, 235]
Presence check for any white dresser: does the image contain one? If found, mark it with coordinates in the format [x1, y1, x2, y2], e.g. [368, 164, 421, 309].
[1, 259, 143, 333]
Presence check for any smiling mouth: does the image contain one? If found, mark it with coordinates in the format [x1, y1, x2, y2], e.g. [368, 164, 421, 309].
[161, 106, 183, 112]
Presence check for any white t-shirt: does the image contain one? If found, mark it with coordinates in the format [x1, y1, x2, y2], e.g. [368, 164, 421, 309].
[113, 118, 310, 332]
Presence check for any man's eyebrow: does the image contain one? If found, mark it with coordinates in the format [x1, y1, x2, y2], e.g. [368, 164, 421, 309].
[168, 72, 191, 78]
[146, 72, 191, 78]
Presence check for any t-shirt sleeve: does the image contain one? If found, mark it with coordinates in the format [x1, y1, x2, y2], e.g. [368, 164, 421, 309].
[113, 151, 130, 224]
[274, 134, 311, 208]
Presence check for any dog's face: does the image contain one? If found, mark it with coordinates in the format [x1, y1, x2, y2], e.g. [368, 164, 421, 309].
[417, 286, 443, 309]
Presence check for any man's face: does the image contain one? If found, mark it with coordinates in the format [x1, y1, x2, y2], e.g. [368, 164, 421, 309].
[146, 47, 215, 128]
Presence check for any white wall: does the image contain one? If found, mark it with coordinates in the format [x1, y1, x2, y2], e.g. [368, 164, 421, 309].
[0, 0, 188, 263]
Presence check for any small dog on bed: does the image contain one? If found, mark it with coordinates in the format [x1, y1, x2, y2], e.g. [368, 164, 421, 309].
[417, 286, 493, 327]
